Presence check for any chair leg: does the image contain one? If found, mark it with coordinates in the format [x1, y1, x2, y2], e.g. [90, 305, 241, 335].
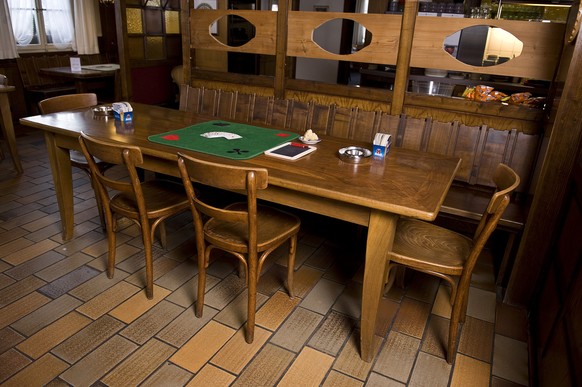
[158, 221, 168, 249]
[105, 214, 117, 279]
[196, 247, 210, 318]
[246, 253, 258, 344]
[447, 298, 465, 364]
[90, 176, 106, 230]
[286, 235, 297, 298]
[142, 221, 154, 299]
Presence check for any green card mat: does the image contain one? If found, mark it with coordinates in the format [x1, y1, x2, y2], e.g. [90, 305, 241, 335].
[148, 120, 299, 160]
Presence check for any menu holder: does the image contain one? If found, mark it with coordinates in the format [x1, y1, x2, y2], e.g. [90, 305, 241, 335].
[264, 142, 317, 160]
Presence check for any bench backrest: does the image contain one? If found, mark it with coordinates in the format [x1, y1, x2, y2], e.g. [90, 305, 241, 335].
[180, 86, 540, 194]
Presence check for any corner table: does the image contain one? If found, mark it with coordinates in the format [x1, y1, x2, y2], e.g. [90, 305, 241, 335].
[20, 103, 460, 362]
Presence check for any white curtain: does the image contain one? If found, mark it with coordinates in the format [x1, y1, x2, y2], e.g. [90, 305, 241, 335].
[0, 0, 19, 58]
[6, 0, 35, 46]
[43, 0, 75, 49]
[72, 0, 99, 55]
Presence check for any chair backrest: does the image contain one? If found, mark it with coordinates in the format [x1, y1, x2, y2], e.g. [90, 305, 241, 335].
[176, 152, 269, 246]
[78, 132, 146, 215]
[463, 163, 520, 282]
[38, 93, 98, 114]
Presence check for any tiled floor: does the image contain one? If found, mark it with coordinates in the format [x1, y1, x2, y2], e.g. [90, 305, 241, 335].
[1, 127, 530, 386]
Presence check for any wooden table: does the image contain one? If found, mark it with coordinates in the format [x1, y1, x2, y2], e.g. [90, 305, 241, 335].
[0, 84, 23, 174]
[20, 103, 460, 362]
[39, 65, 120, 101]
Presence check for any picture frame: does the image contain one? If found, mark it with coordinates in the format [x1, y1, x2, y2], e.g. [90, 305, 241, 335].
[194, 0, 218, 35]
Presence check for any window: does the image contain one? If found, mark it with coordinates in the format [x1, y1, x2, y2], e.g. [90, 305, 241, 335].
[8, 0, 75, 52]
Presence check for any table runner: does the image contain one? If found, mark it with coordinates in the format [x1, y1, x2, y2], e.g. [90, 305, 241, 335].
[148, 120, 299, 160]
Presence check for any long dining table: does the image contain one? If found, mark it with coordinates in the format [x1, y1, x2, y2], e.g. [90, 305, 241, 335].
[20, 103, 460, 362]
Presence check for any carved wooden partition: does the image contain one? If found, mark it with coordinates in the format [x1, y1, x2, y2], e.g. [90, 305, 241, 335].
[180, 86, 540, 193]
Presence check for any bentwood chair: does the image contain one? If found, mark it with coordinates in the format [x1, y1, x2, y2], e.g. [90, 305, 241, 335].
[79, 132, 189, 299]
[177, 153, 301, 343]
[384, 163, 520, 363]
[39, 93, 112, 228]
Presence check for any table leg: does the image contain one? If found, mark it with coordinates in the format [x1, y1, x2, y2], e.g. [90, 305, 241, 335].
[0, 93, 23, 174]
[44, 132, 75, 241]
[360, 209, 398, 362]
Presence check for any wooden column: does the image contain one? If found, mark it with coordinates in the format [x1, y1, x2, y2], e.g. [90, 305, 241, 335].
[115, 0, 131, 101]
[390, 0, 418, 116]
[274, 0, 290, 99]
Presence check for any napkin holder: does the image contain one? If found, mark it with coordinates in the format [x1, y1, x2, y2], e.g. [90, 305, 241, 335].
[112, 102, 133, 122]
[373, 133, 392, 158]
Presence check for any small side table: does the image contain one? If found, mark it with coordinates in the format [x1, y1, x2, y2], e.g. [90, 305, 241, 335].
[0, 85, 23, 174]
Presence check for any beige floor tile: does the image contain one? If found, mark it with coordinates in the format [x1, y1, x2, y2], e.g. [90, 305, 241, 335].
[0, 275, 46, 308]
[59, 335, 138, 386]
[16, 311, 91, 359]
[278, 347, 335, 387]
[10, 294, 83, 336]
[255, 290, 301, 331]
[5, 250, 64, 281]
[120, 299, 184, 344]
[0, 327, 24, 354]
[451, 353, 491, 387]
[458, 316, 494, 362]
[300, 278, 345, 315]
[51, 315, 126, 364]
[166, 274, 220, 308]
[323, 370, 364, 387]
[2, 353, 68, 387]
[0, 238, 35, 260]
[408, 352, 452, 386]
[365, 372, 406, 386]
[141, 361, 194, 387]
[170, 320, 235, 373]
[492, 334, 529, 386]
[108, 285, 171, 324]
[211, 326, 271, 374]
[155, 258, 198, 291]
[392, 297, 431, 339]
[232, 343, 295, 386]
[421, 314, 449, 359]
[68, 270, 131, 302]
[35, 251, 92, 282]
[76, 280, 141, 319]
[101, 338, 176, 386]
[0, 349, 31, 384]
[291, 264, 324, 298]
[308, 310, 356, 356]
[3, 239, 59, 265]
[332, 282, 362, 318]
[214, 289, 268, 329]
[203, 273, 247, 310]
[156, 304, 219, 347]
[333, 332, 382, 380]
[271, 306, 323, 352]
[373, 331, 420, 383]
[374, 297, 399, 337]
[187, 364, 236, 386]
[467, 286, 497, 323]
[431, 283, 453, 318]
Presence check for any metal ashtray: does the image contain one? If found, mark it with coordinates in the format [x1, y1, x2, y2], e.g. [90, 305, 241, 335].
[93, 105, 113, 117]
[338, 146, 372, 164]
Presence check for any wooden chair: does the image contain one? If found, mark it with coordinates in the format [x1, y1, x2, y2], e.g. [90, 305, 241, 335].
[79, 132, 189, 299]
[0, 74, 6, 160]
[177, 153, 300, 343]
[384, 163, 520, 363]
[38, 93, 112, 228]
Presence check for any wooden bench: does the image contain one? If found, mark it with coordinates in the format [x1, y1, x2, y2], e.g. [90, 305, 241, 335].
[16, 54, 106, 114]
[180, 86, 537, 290]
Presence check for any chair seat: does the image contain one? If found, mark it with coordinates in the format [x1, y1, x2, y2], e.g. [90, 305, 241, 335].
[111, 180, 189, 219]
[205, 202, 301, 253]
[390, 218, 472, 275]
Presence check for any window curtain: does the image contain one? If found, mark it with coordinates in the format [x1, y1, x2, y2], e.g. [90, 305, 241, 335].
[43, 0, 75, 49]
[72, 0, 99, 55]
[0, 0, 18, 58]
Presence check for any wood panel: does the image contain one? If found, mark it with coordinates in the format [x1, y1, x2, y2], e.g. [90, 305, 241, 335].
[287, 11, 401, 65]
[189, 9, 277, 55]
[411, 17, 565, 80]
